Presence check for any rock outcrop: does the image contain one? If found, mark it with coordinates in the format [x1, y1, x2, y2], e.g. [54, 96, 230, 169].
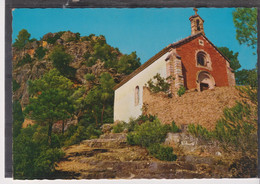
[55, 133, 231, 179]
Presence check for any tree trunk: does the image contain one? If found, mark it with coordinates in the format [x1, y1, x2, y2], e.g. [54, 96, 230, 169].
[48, 123, 53, 146]
[101, 104, 105, 125]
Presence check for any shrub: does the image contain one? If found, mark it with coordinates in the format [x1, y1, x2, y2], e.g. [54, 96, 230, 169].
[148, 144, 177, 161]
[34, 46, 47, 60]
[187, 124, 213, 141]
[177, 86, 186, 97]
[64, 124, 101, 147]
[127, 119, 170, 147]
[127, 118, 138, 132]
[66, 33, 80, 42]
[112, 122, 127, 133]
[146, 73, 173, 94]
[170, 121, 180, 133]
[46, 31, 65, 44]
[136, 114, 157, 124]
[49, 46, 76, 78]
[13, 80, 20, 92]
[213, 102, 257, 154]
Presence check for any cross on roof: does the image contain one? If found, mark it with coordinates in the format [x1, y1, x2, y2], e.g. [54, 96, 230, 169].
[193, 8, 198, 15]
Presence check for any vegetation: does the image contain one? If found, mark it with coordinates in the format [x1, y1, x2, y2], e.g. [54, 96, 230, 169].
[49, 46, 76, 78]
[16, 54, 33, 67]
[188, 85, 257, 155]
[112, 122, 127, 133]
[13, 29, 31, 50]
[34, 46, 47, 60]
[235, 68, 257, 87]
[177, 86, 186, 97]
[46, 31, 65, 44]
[233, 8, 257, 50]
[170, 121, 180, 133]
[147, 73, 173, 95]
[24, 69, 75, 145]
[13, 124, 65, 179]
[217, 47, 241, 72]
[127, 117, 177, 161]
[188, 124, 213, 141]
[13, 100, 24, 138]
[83, 37, 141, 75]
[13, 80, 20, 92]
[148, 144, 177, 161]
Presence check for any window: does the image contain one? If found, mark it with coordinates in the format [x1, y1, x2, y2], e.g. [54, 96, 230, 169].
[196, 51, 212, 69]
[135, 86, 140, 105]
[196, 19, 200, 31]
[197, 51, 206, 66]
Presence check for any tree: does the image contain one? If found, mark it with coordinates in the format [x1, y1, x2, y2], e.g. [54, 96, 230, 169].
[218, 47, 241, 72]
[49, 46, 75, 78]
[235, 68, 257, 88]
[13, 124, 64, 179]
[25, 69, 75, 144]
[13, 100, 24, 138]
[233, 8, 257, 49]
[13, 29, 31, 50]
[118, 52, 141, 75]
[84, 72, 115, 126]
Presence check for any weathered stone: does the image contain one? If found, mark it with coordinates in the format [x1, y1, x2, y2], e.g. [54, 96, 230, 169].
[101, 124, 113, 134]
[143, 86, 243, 130]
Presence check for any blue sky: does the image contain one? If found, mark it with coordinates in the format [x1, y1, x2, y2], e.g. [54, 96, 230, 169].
[12, 8, 257, 70]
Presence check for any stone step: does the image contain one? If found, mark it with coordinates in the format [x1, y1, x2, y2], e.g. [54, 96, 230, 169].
[81, 138, 127, 148]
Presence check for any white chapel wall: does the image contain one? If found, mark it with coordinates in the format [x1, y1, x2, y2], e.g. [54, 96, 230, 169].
[114, 52, 169, 122]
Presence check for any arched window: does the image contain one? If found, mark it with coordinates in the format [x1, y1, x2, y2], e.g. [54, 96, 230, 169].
[196, 51, 212, 69]
[135, 86, 139, 106]
[196, 19, 200, 31]
[197, 51, 206, 66]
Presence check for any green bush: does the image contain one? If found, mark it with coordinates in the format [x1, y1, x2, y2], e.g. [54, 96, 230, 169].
[213, 102, 257, 154]
[112, 122, 127, 133]
[127, 119, 170, 147]
[13, 125, 64, 179]
[148, 144, 177, 161]
[34, 46, 47, 60]
[188, 124, 212, 141]
[136, 114, 157, 124]
[13, 80, 20, 92]
[177, 86, 186, 97]
[46, 31, 65, 44]
[49, 46, 76, 78]
[127, 118, 138, 132]
[64, 124, 101, 147]
[146, 73, 173, 94]
[170, 121, 180, 133]
[66, 33, 80, 42]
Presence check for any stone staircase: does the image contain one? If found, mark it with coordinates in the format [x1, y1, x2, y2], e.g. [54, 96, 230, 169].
[55, 133, 230, 179]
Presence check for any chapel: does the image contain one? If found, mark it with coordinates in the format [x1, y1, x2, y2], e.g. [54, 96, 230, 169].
[113, 9, 235, 122]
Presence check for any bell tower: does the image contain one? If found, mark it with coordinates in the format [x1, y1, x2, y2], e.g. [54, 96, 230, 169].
[189, 8, 205, 35]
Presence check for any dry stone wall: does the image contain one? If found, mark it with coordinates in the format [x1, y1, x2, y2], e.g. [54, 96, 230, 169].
[143, 86, 243, 130]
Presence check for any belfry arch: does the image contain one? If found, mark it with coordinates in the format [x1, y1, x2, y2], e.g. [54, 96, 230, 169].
[196, 71, 215, 91]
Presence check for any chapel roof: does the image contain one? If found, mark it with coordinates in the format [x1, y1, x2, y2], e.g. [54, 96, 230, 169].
[113, 32, 231, 90]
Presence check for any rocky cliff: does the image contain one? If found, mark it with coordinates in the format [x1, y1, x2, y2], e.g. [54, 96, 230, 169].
[12, 31, 126, 109]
